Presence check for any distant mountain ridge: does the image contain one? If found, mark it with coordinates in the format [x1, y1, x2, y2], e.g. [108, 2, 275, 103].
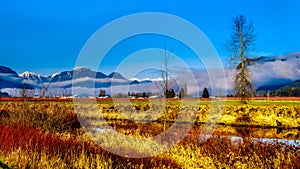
[282, 79, 300, 89]
[243, 53, 300, 68]
[257, 79, 300, 91]
[17, 67, 128, 83]
[19, 71, 48, 84]
[0, 66, 134, 89]
[0, 66, 18, 76]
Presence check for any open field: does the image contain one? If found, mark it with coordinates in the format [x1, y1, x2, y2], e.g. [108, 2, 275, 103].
[0, 99, 299, 168]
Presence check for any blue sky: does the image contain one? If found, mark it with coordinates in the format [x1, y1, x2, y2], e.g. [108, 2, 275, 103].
[0, 0, 299, 77]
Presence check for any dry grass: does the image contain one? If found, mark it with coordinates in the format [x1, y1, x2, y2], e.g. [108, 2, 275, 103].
[0, 100, 299, 168]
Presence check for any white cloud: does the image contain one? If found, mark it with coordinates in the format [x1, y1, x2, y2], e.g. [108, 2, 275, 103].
[252, 52, 300, 85]
[46, 77, 129, 88]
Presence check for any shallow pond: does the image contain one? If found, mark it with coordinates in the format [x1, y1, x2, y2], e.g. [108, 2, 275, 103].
[94, 123, 300, 146]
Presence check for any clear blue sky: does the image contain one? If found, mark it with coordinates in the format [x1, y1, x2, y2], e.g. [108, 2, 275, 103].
[0, 0, 299, 76]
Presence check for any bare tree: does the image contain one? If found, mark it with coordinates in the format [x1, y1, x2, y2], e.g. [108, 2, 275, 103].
[19, 84, 34, 98]
[39, 83, 50, 98]
[227, 15, 256, 104]
[156, 43, 175, 98]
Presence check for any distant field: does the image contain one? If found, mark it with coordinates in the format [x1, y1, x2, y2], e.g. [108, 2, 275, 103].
[0, 96, 300, 103]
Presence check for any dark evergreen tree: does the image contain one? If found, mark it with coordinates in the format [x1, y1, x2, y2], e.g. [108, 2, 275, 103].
[99, 89, 106, 97]
[184, 82, 188, 98]
[165, 88, 176, 98]
[202, 87, 210, 98]
[179, 88, 184, 99]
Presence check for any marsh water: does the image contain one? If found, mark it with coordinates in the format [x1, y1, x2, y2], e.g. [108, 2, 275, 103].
[94, 122, 300, 146]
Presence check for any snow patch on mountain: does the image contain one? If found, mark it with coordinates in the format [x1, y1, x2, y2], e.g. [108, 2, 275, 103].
[19, 71, 36, 77]
[50, 72, 60, 79]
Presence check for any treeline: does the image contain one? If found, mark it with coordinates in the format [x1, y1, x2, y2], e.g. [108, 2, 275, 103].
[270, 88, 300, 97]
[128, 92, 151, 98]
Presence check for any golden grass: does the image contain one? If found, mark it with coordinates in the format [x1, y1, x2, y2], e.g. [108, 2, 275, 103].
[0, 100, 299, 168]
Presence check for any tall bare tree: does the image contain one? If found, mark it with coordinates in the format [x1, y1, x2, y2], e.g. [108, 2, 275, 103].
[158, 44, 175, 98]
[227, 15, 256, 104]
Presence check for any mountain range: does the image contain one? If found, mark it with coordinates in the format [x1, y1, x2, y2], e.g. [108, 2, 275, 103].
[0, 66, 153, 91]
[18, 67, 126, 84]
[0, 52, 299, 96]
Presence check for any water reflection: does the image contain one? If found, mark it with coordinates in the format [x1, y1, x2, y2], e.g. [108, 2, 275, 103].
[94, 122, 300, 146]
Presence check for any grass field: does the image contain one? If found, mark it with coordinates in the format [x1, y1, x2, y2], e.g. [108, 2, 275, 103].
[0, 99, 299, 168]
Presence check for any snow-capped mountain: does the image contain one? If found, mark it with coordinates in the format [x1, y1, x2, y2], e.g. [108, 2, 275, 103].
[48, 67, 127, 83]
[107, 72, 126, 80]
[19, 71, 48, 84]
[49, 70, 73, 82]
[0, 66, 132, 90]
